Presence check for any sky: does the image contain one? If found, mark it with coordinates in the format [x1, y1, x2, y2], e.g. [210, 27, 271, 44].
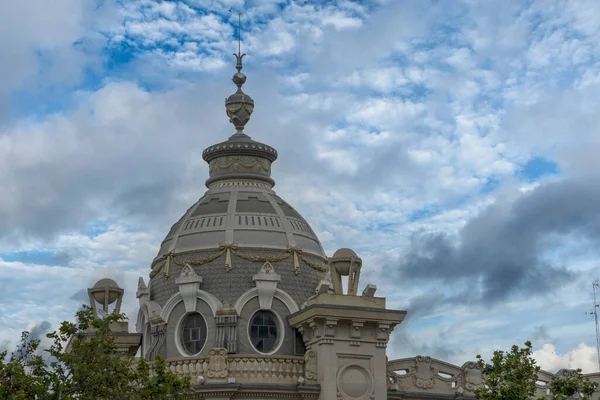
[1, 0, 600, 374]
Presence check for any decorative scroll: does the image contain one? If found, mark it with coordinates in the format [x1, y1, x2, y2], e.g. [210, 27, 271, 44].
[207, 348, 229, 379]
[304, 350, 317, 383]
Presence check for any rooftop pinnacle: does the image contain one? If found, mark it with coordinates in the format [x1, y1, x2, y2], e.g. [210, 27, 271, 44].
[225, 51, 254, 136]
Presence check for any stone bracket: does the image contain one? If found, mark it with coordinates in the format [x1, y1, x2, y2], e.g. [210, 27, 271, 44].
[176, 264, 203, 313]
[252, 262, 281, 310]
[324, 319, 338, 337]
[377, 323, 391, 341]
[350, 320, 364, 340]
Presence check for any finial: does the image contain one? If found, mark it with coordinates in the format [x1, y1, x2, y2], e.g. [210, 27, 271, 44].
[225, 9, 254, 134]
[231, 10, 246, 88]
[237, 12, 243, 68]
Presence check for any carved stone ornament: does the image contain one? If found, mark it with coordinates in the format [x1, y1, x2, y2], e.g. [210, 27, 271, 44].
[207, 348, 229, 379]
[304, 350, 317, 383]
[252, 261, 281, 310]
[463, 361, 484, 391]
[176, 264, 202, 313]
[146, 301, 164, 325]
[413, 356, 435, 389]
[329, 248, 362, 295]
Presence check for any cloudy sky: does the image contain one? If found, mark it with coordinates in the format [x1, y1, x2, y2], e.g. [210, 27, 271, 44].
[1, 0, 600, 373]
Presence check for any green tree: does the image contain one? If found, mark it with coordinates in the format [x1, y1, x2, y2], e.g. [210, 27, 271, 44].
[474, 341, 599, 400]
[0, 305, 190, 400]
[548, 369, 598, 400]
[475, 341, 541, 400]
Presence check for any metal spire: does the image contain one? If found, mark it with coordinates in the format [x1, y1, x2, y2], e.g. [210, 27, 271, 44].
[238, 11, 241, 58]
[589, 280, 600, 371]
[225, 9, 253, 135]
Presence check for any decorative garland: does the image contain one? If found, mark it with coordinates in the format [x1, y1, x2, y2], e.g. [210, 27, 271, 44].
[209, 156, 271, 173]
[149, 244, 328, 279]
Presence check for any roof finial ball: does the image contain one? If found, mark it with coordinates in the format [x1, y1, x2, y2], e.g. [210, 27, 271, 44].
[329, 248, 363, 296]
[87, 278, 124, 318]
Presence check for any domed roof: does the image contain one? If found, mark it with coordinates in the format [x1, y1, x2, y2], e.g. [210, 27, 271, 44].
[155, 188, 325, 261]
[142, 49, 329, 362]
[153, 52, 325, 262]
[148, 51, 327, 311]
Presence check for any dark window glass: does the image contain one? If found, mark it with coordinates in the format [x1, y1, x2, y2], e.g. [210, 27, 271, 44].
[249, 311, 278, 353]
[181, 313, 207, 355]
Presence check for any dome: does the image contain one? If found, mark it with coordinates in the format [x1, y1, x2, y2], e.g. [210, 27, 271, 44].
[147, 52, 327, 310]
[141, 51, 328, 361]
[155, 189, 325, 260]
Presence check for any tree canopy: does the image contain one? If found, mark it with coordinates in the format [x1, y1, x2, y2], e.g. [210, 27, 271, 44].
[474, 341, 598, 400]
[0, 306, 190, 400]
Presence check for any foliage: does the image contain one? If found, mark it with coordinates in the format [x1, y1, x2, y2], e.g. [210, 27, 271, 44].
[474, 340, 599, 400]
[0, 305, 190, 400]
[548, 369, 598, 400]
[475, 341, 541, 400]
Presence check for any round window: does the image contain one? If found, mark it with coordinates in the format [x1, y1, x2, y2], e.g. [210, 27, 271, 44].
[180, 313, 207, 355]
[249, 310, 279, 354]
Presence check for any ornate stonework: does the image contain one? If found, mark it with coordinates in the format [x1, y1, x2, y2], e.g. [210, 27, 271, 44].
[207, 348, 229, 379]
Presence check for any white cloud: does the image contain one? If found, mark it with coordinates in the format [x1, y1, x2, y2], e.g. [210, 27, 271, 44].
[1, 0, 600, 372]
[534, 343, 598, 374]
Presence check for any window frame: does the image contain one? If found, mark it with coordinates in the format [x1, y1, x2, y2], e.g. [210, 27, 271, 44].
[247, 309, 284, 355]
[176, 312, 208, 357]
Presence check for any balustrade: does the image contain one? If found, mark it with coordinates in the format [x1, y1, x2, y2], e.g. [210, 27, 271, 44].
[150, 353, 305, 385]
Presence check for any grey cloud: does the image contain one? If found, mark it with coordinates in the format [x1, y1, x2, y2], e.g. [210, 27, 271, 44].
[28, 321, 51, 341]
[396, 177, 600, 304]
[403, 292, 445, 322]
[532, 325, 552, 343]
[391, 319, 460, 361]
[0, 1, 489, 249]
[70, 289, 89, 304]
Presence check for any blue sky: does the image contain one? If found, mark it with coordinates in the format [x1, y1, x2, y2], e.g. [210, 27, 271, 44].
[1, 0, 600, 372]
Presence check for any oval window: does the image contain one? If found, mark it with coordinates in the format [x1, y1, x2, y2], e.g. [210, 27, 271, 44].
[249, 310, 279, 353]
[180, 313, 207, 355]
